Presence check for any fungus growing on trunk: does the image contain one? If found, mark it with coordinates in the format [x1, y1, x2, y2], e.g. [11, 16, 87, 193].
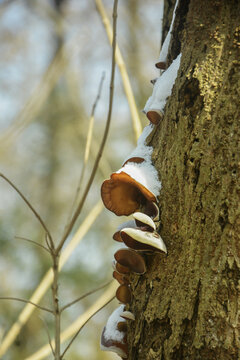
[155, 0, 179, 69]
[113, 270, 130, 285]
[116, 284, 132, 304]
[144, 201, 159, 221]
[113, 220, 136, 242]
[120, 310, 135, 321]
[101, 160, 161, 216]
[122, 157, 144, 166]
[100, 305, 128, 358]
[120, 228, 167, 253]
[133, 212, 156, 231]
[114, 248, 146, 274]
[144, 53, 182, 125]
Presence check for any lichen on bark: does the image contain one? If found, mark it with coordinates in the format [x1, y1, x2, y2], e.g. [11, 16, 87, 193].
[127, 1, 240, 359]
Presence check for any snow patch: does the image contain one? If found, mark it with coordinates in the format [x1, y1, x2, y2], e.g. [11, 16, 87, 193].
[103, 305, 126, 343]
[157, 0, 179, 64]
[116, 161, 161, 197]
[145, 53, 182, 114]
[123, 124, 154, 164]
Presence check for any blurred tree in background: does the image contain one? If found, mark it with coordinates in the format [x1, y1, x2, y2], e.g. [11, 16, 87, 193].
[0, 0, 163, 359]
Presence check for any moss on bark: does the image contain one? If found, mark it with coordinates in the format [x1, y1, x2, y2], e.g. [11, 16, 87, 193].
[127, 1, 240, 359]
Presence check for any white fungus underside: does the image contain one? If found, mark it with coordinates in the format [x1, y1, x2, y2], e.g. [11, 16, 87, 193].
[103, 304, 126, 343]
[122, 228, 167, 253]
[133, 212, 156, 230]
[116, 161, 161, 197]
[144, 53, 182, 113]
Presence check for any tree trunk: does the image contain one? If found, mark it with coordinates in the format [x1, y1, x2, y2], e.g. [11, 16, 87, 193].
[127, 1, 240, 359]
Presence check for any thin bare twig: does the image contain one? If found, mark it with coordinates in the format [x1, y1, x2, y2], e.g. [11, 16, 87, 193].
[0, 297, 53, 314]
[0, 174, 54, 249]
[61, 296, 114, 359]
[24, 281, 117, 360]
[67, 72, 105, 222]
[95, 0, 142, 142]
[0, 201, 103, 358]
[56, 0, 119, 254]
[60, 280, 112, 313]
[39, 317, 55, 357]
[15, 236, 51, 254]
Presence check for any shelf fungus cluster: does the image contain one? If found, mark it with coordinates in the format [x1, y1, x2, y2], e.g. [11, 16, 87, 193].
[100, 2, 182, 356]
[100, 124, 167, 358]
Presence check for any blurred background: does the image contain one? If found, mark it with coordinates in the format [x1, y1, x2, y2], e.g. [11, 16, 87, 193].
[0, 0, 163, 358]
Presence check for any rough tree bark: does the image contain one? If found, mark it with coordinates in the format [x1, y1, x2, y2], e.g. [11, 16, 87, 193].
[127, 1, 240, 359]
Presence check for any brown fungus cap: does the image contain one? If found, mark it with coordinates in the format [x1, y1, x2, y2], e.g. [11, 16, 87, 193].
[122, 157, 144, 166]
[146, 109, 163, 125]
[116, 284, 132, 304]
[113, 271, 130, 285]
[155, 61, 166, 70]
[114, 248, 146, 275]
[113, 230, 123, 242]
[101, 172, 156, 216]
[101, 326, 128, 358]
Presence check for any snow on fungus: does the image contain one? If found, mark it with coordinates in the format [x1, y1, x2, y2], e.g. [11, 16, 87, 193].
[122, 157, 144, 166]
[123, 124, 154, 165]
[116, 284, 132, 304]
[145, 53, 182, 122]
[133, 212, 156, 231]
[143, 96, 153, 114]
[155, 0, 179, 68]
[120, 310, 135, 321]
[114, 248, 146, 274]
[101, 159, 161, 216]
[113, 220, 137, 242]
[100, 305, 128, 358]
[121, 228, 167, 253]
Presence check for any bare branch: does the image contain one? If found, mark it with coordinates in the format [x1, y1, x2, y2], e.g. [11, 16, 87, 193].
[0, 297, 53, 314]
[95, 0, 142, 142]
[0, 201, 103, 358]
[0, 173, 54, 249]
[39, 317, 55, 357]
[56, 0, 119, 254]
[67, 72, 105, 223]
[60, 280, 112, 313]
[15, 236, 51, 254]
[60, 296, 114, 359]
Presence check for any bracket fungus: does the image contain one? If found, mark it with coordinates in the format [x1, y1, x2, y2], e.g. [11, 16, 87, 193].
[155, 0, 179, 69]
[100, 305, 128, 358]
[116, 284, 132, 304]
[113, 220, 136, 242]
[101, 159, 161, 216]
[120, 310, 135, 321]
[122, 156, 144, 166]
[133, 212, 156, 231]
[113, 270, 130, 285]
[120, 228, 167, 254]
[114, 248, 146, 274]
[144, 201, 159, 221]
[144, 53, 182, 126]
[115, 261, 131, 275]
